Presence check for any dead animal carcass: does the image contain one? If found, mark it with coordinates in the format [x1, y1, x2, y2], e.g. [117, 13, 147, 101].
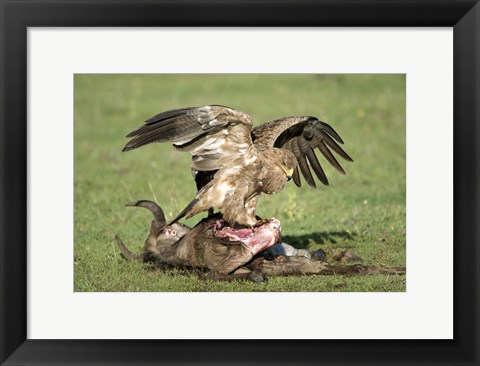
[116, 200, 405, 282]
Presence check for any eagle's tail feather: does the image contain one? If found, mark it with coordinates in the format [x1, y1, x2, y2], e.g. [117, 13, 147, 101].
[165, 198, 200, 228]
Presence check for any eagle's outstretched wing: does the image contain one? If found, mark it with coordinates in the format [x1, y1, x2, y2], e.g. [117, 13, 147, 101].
[123, 106, 353, 227]
[252, 116, 353, 187]
[123, 105, 253, 172]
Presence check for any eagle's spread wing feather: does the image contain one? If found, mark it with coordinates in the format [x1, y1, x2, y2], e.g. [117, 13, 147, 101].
[252, 116, 353, 187]
[123, 105, 253, 172]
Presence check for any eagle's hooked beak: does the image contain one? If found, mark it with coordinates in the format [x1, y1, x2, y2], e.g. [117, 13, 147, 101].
[281, 166, 294, 181]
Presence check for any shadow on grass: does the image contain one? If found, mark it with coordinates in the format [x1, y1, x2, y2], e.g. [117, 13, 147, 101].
[282, 230, 357, 249]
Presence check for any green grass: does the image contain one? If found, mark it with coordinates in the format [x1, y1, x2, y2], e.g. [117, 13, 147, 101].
[74, 74, 406, 292]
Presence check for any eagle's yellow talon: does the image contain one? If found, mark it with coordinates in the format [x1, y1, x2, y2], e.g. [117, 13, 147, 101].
[254, 219, 270, 228]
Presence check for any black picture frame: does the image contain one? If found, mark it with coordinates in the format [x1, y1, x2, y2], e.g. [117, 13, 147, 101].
[1, 1, 479, 365]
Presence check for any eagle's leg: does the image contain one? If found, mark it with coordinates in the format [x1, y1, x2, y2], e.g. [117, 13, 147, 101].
[243, 196, 261, 228]
[217, 210, 255, 229]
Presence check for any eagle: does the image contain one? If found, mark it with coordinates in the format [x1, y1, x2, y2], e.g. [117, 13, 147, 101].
[123, 105, 353, 228]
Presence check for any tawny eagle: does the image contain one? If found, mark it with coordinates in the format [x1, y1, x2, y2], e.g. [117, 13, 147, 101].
[123, 105, 353, 227]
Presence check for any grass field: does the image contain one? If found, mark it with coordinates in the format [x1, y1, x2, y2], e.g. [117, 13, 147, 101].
[74, 74, 406, 292]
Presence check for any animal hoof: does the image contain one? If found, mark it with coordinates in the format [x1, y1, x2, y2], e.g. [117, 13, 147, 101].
[311, 249, 328, 262]
[262, 250, 275, 261]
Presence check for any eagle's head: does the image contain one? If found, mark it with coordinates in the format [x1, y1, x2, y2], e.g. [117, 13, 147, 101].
[276, 148, 297, 181]
[259, 148, 297, 194]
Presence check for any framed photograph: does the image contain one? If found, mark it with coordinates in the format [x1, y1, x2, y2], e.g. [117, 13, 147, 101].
[1, 1, 479, 365]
